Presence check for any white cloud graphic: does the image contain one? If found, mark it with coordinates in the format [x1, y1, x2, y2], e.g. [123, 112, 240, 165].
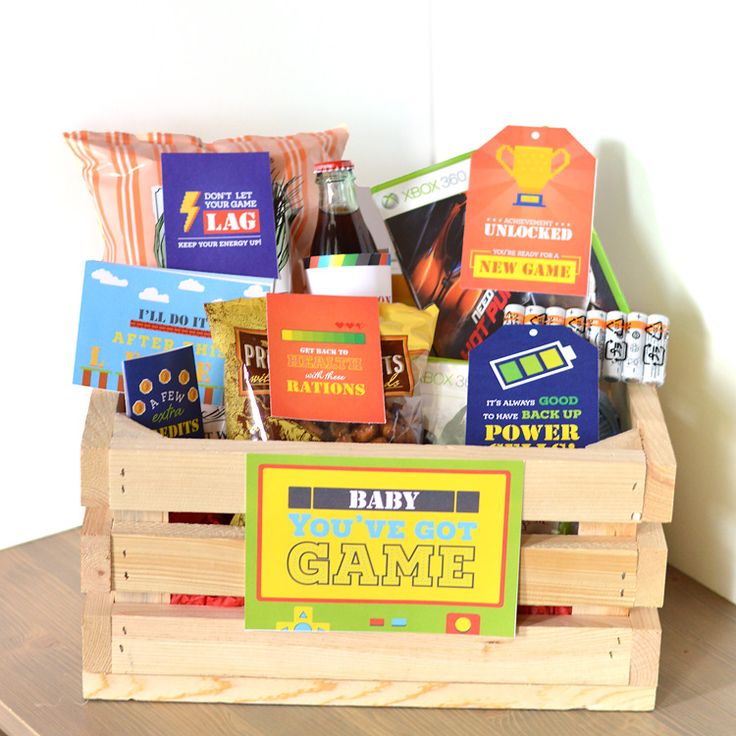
[178, 278, 205, 293]
[91, 268, 128, 287]
[243, 284, 266, 298]
[139, 287, 170, 303]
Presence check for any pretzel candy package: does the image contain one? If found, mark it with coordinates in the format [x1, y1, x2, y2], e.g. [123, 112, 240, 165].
[372, 301, 438, 444]
[205, 297, 313, 441]
[205, 298, 438, 443]
[377, 300, 437, 396]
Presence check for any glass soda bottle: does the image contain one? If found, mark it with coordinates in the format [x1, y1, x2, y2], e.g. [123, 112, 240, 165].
[309, 160, 377, 256]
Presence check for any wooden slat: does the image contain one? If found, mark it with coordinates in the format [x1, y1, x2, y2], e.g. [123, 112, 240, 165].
[110, 519, 666, 607]
[83, 383, 671, 524]
[82, 671, 656, 710]
[519, 534, 637, 607]
[111, 604, 633, 685]
[106, 413, 647, 521]
[635, 523, 668, 608]
[82, 591, 113, 673]
[81, 507, 112, 592]
[629, 608, 661, 687]
[577, 523, 637, 537]
[81, 391, 120, 507]
[573, 432, 641, 606]
[627, 384, 676, 522]
[112, 521, 242, 597]
[110, 521, 639, 607]
[112, 512, 170, 605]
[573, 522, 637, 615]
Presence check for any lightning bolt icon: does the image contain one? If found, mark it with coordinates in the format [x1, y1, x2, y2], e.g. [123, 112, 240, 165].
[180, 191, 201, 232]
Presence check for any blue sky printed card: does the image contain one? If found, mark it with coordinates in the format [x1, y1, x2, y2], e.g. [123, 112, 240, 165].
[73, 261, 273, 405]
[123, 345, 204, 438]
[162, 152, 278, 278]
[465, 325, 599, 448]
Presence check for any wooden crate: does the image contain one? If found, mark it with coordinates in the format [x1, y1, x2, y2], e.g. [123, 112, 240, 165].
[80, 383, 675, 710]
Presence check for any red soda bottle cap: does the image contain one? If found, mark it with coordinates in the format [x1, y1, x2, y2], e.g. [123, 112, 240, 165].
[314, 160, 354, 173]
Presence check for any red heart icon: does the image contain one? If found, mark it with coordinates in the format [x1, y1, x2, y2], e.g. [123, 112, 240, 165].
[335, 322, 344, 328]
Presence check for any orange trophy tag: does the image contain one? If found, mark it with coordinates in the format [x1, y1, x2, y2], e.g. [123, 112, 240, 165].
[460, 126, 596, 297]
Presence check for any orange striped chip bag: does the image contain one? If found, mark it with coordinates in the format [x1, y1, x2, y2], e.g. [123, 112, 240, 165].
[64, 128, 349, 290]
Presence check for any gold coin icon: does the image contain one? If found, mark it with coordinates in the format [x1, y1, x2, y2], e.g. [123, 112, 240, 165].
[178, 369, 190, 385]
[454, 616, 472, 633]
[187, 387, 199, 402]
[139, 378, 153, 395]
[132, 400, 146, 416]
[159, 369, 171, 384]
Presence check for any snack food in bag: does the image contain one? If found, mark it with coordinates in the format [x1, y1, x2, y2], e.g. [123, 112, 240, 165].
[205, 297, 310, 441]
[205, 298, 437, 443]
[64, 128, 349, 290]
[378, 300, 436, 378]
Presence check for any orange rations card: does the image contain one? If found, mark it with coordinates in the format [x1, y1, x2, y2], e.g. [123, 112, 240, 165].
[460, 126, 596, 297]
[266, 294, 386, 424]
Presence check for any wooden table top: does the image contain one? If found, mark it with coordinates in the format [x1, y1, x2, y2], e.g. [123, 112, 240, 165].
[1, 530, 734, 736]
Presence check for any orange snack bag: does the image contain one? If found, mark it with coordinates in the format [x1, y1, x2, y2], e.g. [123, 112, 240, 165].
[64, 128, 349, 289]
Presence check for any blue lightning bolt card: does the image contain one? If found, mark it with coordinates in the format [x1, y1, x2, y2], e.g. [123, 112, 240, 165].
[465, 325, 599, 448]
[162, 152, 278, 278]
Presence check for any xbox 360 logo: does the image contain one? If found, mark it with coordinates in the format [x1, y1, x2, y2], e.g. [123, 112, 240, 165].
[382, 192, 399, 209]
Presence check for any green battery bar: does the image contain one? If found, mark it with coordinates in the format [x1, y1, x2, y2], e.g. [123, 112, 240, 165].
[281, 329, 366, 345]
[491, 341, 577, 390]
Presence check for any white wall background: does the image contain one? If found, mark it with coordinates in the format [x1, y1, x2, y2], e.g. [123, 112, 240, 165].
[3, 1, 734, 604]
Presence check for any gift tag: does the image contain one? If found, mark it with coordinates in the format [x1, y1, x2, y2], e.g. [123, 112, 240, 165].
[123, 345, 204, 438]
[245, 454, 524, 637]
[162, 152, 279, 279]
[73, 260, 272, 404]
[266, 293, 386, 424]
[460, 126, 596, 297]
[465, 325, 599, 447]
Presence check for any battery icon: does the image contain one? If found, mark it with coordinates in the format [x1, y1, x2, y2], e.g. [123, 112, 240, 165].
[490, 341, 577, 390]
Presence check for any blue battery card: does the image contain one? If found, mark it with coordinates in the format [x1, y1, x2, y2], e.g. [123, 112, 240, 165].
[465, 325, 599, 448]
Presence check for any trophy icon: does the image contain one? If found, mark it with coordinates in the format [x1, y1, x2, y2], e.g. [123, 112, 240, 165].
[496, 144, 571, 207]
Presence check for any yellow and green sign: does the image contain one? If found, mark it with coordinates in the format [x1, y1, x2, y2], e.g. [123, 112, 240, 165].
[245, 455, 523, 637]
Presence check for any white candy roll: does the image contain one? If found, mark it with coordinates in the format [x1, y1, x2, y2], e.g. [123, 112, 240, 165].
[503, 304, 526, 326]
[524, 304, 546, 325]
[585, 309, 607, 370]
[622, 311, 648, 383]
[565, 307, 586, 337]
[545, 306, 566, 326]
[602, 310, 626, 382]
[642, 314, 670, 386]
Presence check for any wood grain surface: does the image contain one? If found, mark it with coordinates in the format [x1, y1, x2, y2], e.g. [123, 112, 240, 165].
[106, 516, 662, 607]
[80, 383, 679, 523]
[107, 605, 634, 684]
[83, 387, 651, 522]
[1, 529, 734, 735]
